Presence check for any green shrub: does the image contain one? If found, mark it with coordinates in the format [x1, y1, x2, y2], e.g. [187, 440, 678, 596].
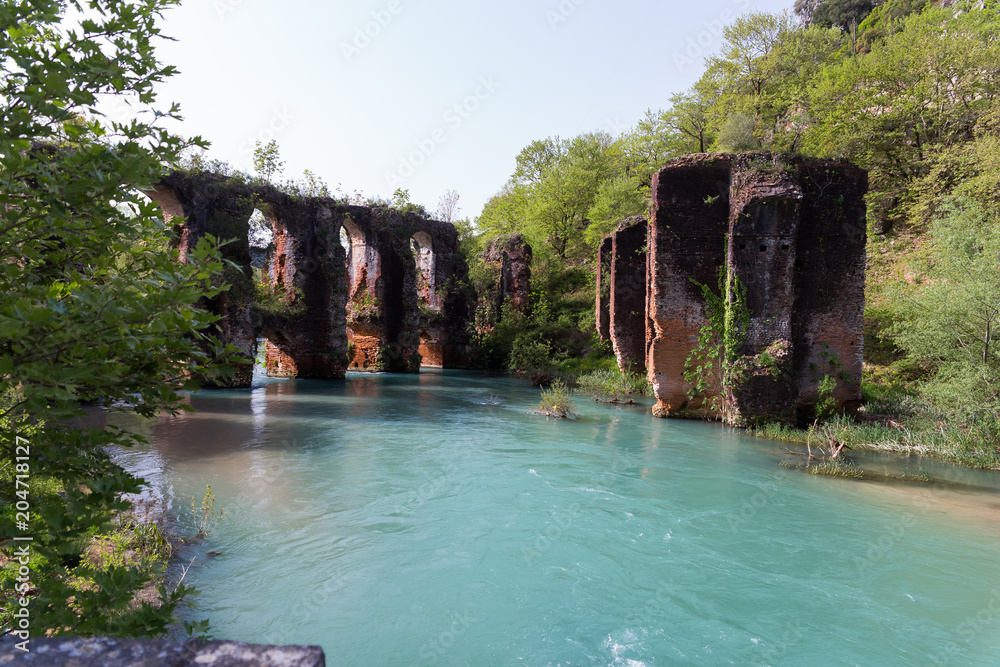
[532, 380, 579, 419]
[508, 333, 554, 375]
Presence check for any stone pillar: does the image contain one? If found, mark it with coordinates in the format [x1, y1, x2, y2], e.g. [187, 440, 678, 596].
[258, 193, 348, 380]
[339, 206, 421, 373]
[646, 153, 867, 424]
[724, 155, 802, 424]
[792, 158, 868, 416]
[478, 234, 533, 331]
[647, 156, 732, 418]
[412, 221, 472, 369]
[596, 236, 612, 344]
[609, 217, 648, 375]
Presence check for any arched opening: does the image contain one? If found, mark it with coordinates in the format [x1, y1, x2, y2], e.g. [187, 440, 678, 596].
[410, 231, 436, 310]
[259, 326, 298, 378]
[341, 218, 380, 370]
[411, 231, 443, 368]
[248, 208, 273, 268]
[247, 206, 294, 380]
[340, 226, 351, 266]
[248, 208, 275, 290]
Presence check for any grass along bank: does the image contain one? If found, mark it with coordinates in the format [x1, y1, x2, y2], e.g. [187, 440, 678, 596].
[750, 380, 1000, 472]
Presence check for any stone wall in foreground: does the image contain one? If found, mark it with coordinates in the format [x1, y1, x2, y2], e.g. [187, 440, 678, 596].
[0, 637, 325, 666]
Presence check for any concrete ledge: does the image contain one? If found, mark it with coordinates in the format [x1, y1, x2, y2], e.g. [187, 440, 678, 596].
[0, 637, 325, 666]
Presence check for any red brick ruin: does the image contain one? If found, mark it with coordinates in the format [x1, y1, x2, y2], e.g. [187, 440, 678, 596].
[599, 153, 867, 425]
[476, 234, 533, 332]
[147, 171, 473, 387]
[151, 152, 867, 428]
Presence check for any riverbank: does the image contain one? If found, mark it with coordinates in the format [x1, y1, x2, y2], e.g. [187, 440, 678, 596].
[0, 468, 185, 637]
[749, 381, 1000, 471]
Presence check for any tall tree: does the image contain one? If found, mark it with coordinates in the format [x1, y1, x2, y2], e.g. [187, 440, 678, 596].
[436, 189, 461, 223]
[700, 11, 798, 149]
[889, 199, 1000, 415]
[805, 3, 1000, 225]
[0, 0, 238, 636]
[480, 133, 619, 261]
[811, 0, 881, 31]
[253, 139, 284, 184]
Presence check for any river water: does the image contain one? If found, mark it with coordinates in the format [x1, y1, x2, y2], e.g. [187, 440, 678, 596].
[112, 370, 1000, 665]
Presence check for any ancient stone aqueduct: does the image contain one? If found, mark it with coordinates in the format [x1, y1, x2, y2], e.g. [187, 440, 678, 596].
[150, 152, 867, 425]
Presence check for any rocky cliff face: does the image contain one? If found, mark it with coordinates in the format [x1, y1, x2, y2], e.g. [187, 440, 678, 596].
[646, 153, 867, 425]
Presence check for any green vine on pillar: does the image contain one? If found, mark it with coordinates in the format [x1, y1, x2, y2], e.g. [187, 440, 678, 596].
[683, 260, 750, 421]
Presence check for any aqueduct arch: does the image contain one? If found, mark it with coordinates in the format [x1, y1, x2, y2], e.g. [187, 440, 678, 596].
[147, 170, 473, 386]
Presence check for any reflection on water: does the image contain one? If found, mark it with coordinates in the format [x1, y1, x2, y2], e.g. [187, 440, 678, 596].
[114, 370, 1000, 665]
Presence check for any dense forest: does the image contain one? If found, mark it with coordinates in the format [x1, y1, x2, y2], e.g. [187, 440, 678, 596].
[2, 0, 1000, 643]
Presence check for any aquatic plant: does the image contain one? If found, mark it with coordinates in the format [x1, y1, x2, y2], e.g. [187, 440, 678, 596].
[810, 460, 865, 478]
[191, 486, 227, 537]
[532, 380, 579, 419]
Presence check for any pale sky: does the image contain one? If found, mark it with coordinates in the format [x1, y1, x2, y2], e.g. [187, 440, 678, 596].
[153, 0, 792, 219]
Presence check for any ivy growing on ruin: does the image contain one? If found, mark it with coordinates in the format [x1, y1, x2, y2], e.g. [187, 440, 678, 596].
[683, 262, 750, 422]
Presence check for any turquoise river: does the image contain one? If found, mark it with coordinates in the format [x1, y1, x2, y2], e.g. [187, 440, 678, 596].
[112, 370, 1000, 665]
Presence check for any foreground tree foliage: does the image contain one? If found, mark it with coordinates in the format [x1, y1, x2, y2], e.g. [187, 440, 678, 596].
[1, 0, 239, 636]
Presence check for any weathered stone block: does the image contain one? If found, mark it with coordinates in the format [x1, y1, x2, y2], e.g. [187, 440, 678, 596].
[477, 234, 533, 332]
[608, 217, 648, 375]
[647, 153, 867, 425]
[648, 155, 732, 418]
[0, 637, 325, 666]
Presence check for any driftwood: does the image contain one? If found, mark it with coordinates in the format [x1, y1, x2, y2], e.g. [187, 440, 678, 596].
[803, 419, 853, 462]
